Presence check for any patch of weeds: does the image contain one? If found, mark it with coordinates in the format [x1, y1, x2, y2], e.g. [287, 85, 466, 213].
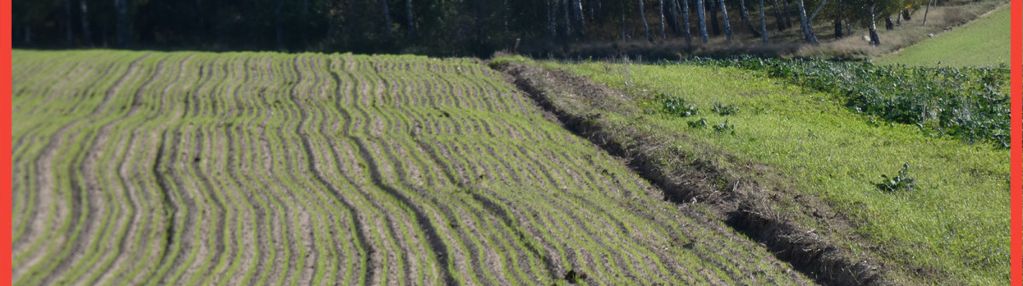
[877, 163, 917, 192]
[712, 103, 739, 116]
[713, 120, 735, 134]
[688, 118, 709, 129]
[695, 57, 1009, 148]
[659, 94, 699, 117]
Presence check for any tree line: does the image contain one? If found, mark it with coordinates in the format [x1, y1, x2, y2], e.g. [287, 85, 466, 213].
[14, 0, 930, 56]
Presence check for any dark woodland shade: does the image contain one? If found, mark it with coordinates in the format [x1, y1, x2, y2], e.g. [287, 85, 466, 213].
[14, 0, 913, 56]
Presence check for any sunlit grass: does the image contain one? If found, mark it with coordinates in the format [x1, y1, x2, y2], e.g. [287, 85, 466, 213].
[555, 61, 1009, 284]
[876, 7, 1009, 67]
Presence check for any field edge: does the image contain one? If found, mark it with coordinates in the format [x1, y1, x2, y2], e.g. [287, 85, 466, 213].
[490, 59, 907, 286]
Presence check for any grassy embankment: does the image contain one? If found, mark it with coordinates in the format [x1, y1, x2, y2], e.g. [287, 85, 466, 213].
[529, 59, 1008, 284]
[876, 7, 1009, 66]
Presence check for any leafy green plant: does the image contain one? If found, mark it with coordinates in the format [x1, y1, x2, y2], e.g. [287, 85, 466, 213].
[694, 57, 1009, 148]
[713, 120, 735, 134]
[688, 118, 708, 129]
[877, 163, 917, 192]
[712, 103, 739, 116]
[660, 94, 699, 117]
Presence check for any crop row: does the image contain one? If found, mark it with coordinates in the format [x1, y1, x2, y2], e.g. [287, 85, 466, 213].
[13, 50, 811, 285]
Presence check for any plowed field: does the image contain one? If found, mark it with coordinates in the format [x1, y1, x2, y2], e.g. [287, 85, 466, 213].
[12, 50, 812, 285]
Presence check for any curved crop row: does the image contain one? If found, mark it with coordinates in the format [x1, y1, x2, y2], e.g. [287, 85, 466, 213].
[14, 50, 812, 285]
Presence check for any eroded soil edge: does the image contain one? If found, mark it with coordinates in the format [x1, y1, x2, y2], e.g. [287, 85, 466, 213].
[491, 61, 895, 286]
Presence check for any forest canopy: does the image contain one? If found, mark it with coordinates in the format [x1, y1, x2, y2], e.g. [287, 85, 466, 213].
[15, 0, 937, 56]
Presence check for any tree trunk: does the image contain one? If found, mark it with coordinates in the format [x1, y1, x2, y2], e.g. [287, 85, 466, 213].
[680, 0, 693, 45]
[709, 0, 720, 35]
[65, 0, 74, 46]
[796, 0, 818, 44]
[773, 0, 787, 31]
[640, 0, 653, 41]
[659, 0, 668, 38]
[834, 16, 843, 38]
[79, 0, 92, 45]
[563, 0, 573, 37]
[621, 2, 629, 40]
[113, 0, 129, 47]
[759, 0, 768, 43]
[696, 0, 709, 42]
[868, 4, 880, 46]
[502, 0, 510, 33]
[591, 0, 598, 20]
[809, 0, 828, 21]
[666, 0, 683, 34]
[548, 0, 558, 37]
[405, 0, 415, 38]
[718, 0, 732, 40]
[573, 0, 585, 35]
[923, 0, 933, 25]
[739, 0, 761, 37]
[884, 16, 894, 30]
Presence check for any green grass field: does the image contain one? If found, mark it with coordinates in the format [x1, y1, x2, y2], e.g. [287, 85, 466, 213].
[876, 6, 1010, 67]
[547, 61, 1009, 284]
[12, 50, 814, 285]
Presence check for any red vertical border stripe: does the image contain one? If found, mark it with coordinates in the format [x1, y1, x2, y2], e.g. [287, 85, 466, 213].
[1, 0, 11, 283]
[1012, 0, 1022, 282]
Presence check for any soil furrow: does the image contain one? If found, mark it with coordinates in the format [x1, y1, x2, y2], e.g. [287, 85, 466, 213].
[15, 52, 818, 285]
[351, 137, 457, 285]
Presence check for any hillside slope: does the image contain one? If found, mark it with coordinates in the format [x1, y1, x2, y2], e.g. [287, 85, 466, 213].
[12, 50, 812, 285]
[876, 7, 1009, 66]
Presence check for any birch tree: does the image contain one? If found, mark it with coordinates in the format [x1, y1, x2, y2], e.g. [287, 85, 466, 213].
[696, 0, 709, 42]
[738, 0, 761, 37]
[659, 0, 668, 38]
[759, 0, 768, 43]
[718, 0, 732, 40]
[796, 0, 818, 44]
[679, 0, 693, 44]
[639, 0, 652, 41]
